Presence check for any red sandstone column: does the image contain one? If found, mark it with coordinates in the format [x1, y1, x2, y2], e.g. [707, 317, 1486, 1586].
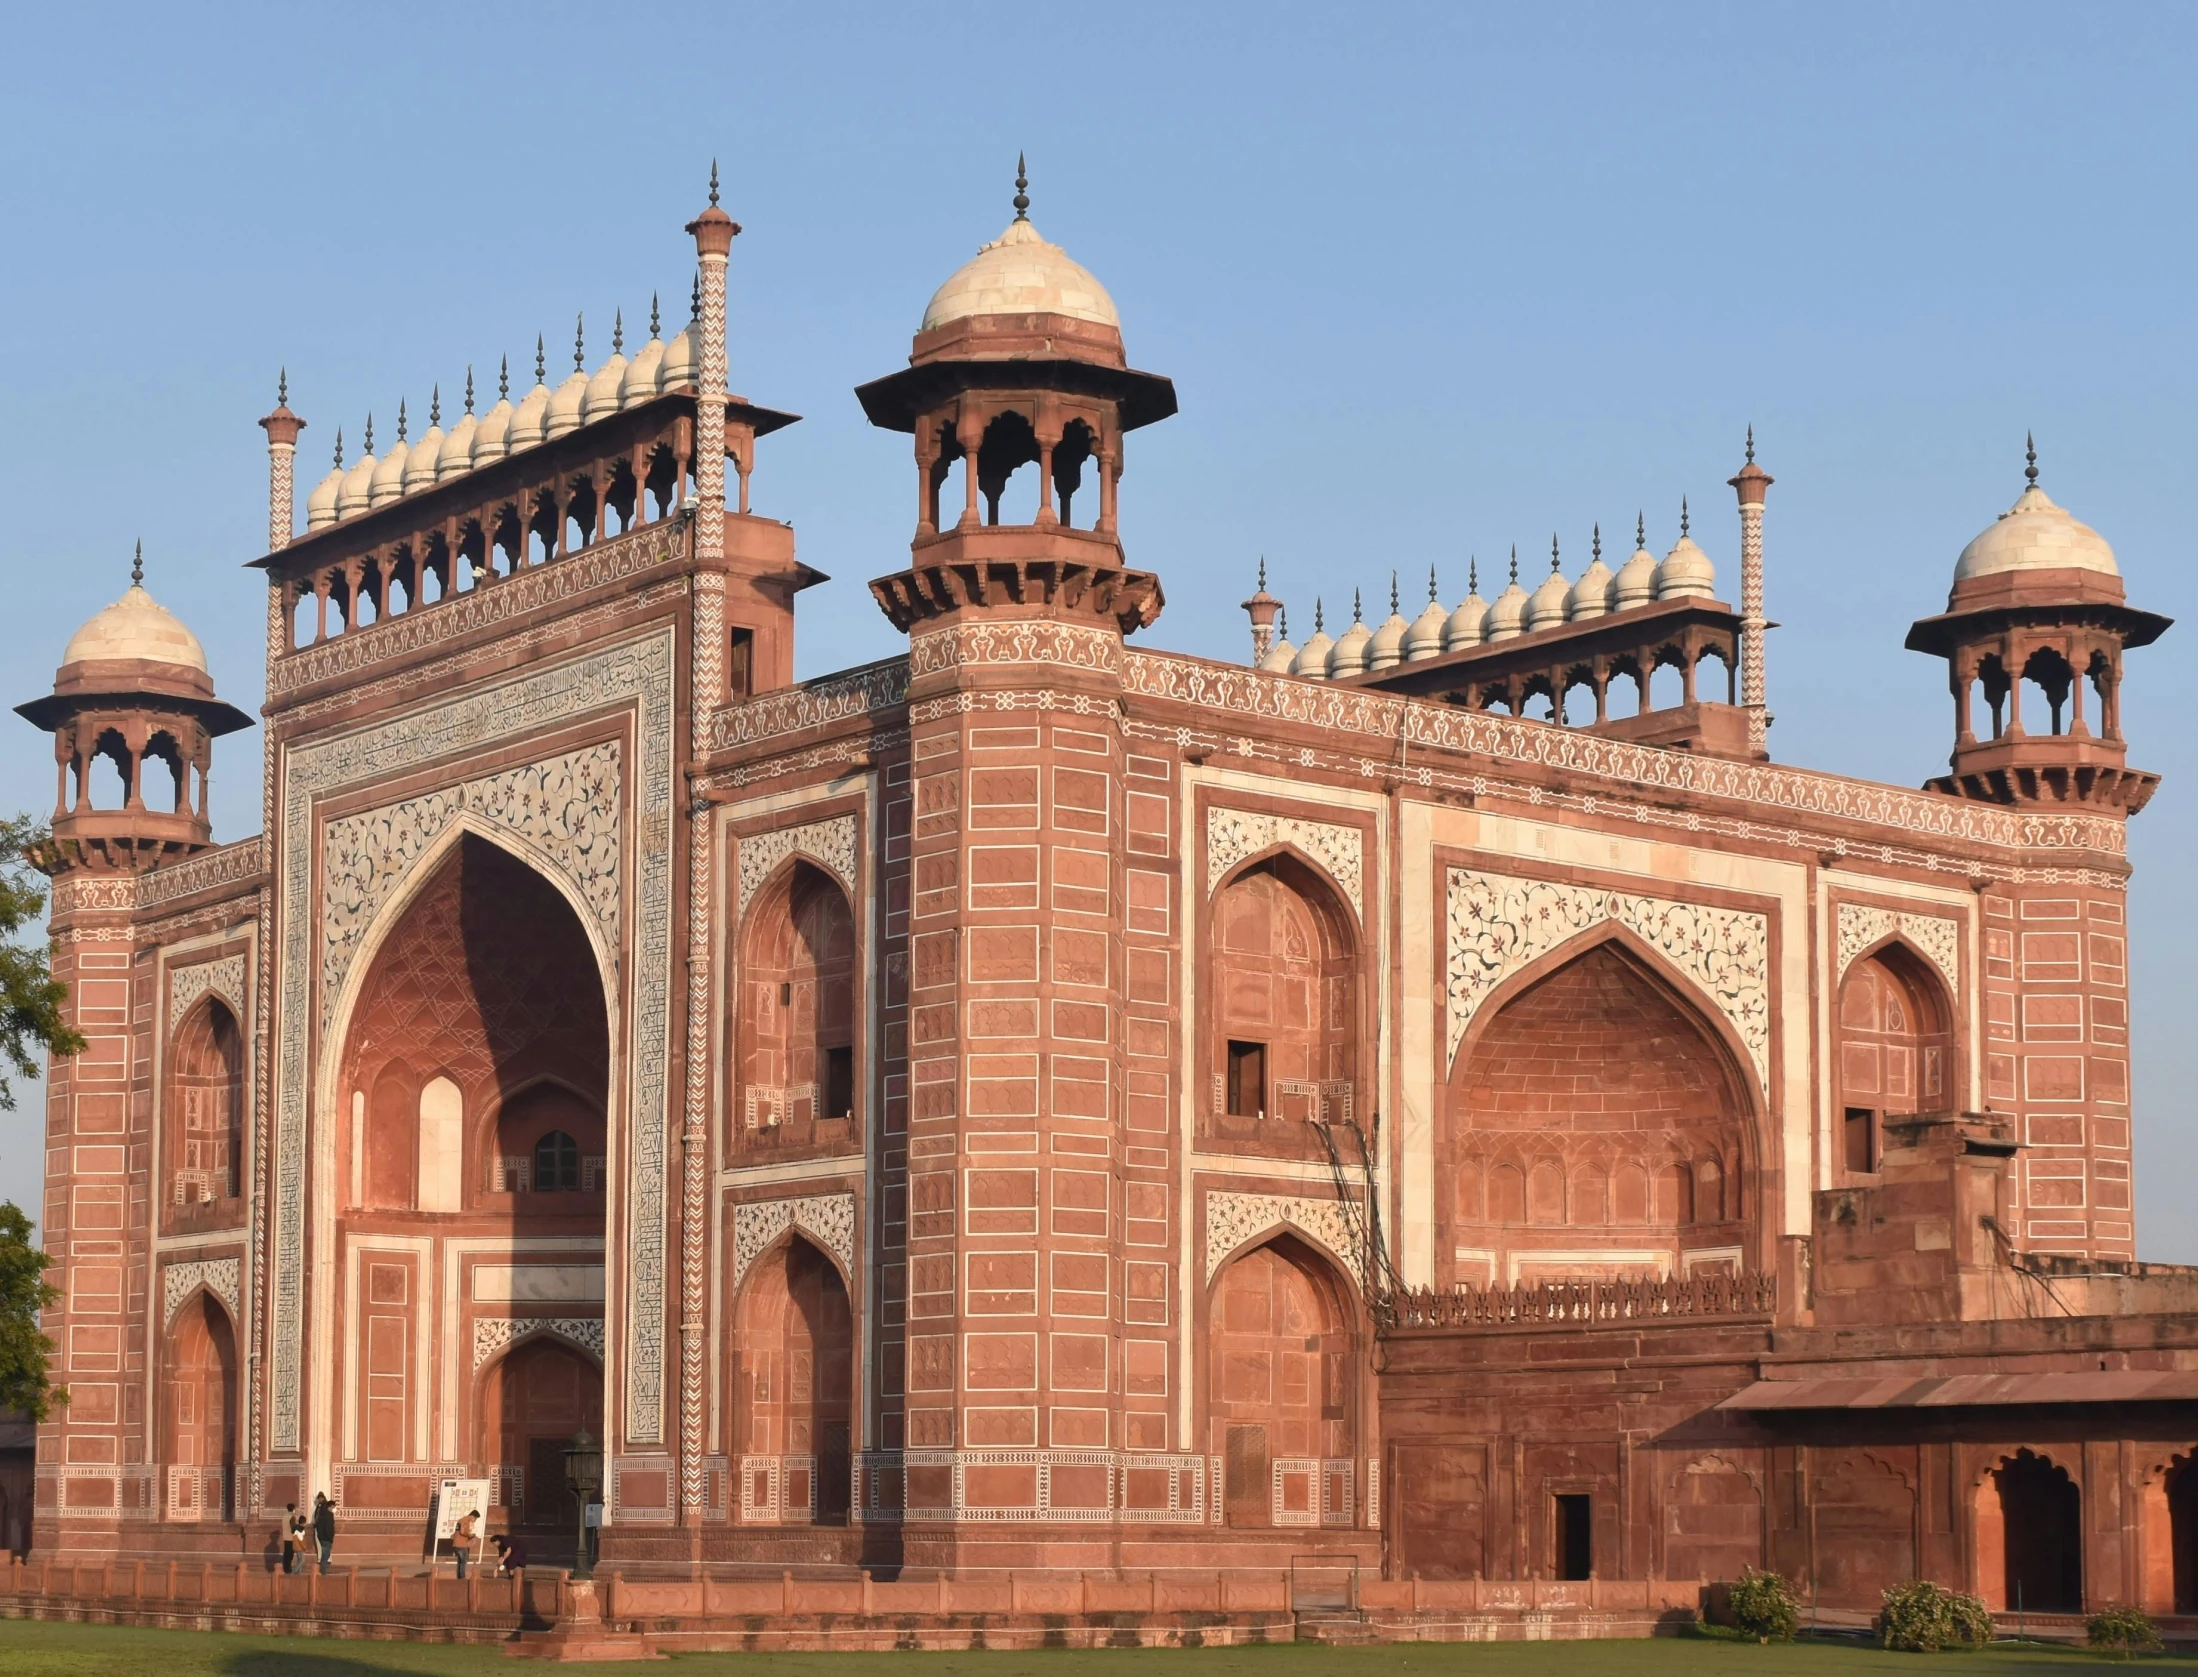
[1728, 430, 1772, 758]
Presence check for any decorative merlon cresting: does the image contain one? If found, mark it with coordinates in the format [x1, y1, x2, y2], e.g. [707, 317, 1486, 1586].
[1835, 902, 1962, 999]
[1445, 867, 1771, 1084]
[1204, 1192, 1359, 1283]
[1205, 808, 1365, 920]
[736, 816, 858, 914]
[731, 1194, 858, 1292]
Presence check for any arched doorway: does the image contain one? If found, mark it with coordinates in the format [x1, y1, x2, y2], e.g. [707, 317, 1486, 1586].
[1448, 940, 1751, 1285]
[734, 861, 858, 1156]
[2169, 1457, 2198, 1613]
[166, 997, 243, 1234]
[1836, 945, 1953, 1173]
[1977, 1449, 2082, 1612]
[733, 1235, 853, 1524]
[164, 1293, 237, 1521]
[1207, 854, 1358, 1156]
[480, 1337, 603, 1543]
[1208, 1234, 1354, 1528]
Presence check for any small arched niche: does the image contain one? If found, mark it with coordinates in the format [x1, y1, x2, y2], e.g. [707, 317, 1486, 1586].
[734, 860, 858, 1158]
[1208, 1234, 1356, 1530]
[166, 996, 244, 1235]
[1836, 942, 1954, 1174]
[733, 1234, 853, 1526]
[163, 1292, 237, 1521]
[1205, 852, 1358, 1160]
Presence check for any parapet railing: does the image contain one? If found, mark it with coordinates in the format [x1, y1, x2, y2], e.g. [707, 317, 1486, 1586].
[1377, 1270, 1776, 1332]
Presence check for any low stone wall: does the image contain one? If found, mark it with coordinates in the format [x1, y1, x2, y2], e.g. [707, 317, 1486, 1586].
[0, 1555, 1712, 1652]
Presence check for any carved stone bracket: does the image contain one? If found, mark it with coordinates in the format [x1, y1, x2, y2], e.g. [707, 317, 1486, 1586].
[730, 1193, 858, 1291]
[1835, 902, 1962, 999]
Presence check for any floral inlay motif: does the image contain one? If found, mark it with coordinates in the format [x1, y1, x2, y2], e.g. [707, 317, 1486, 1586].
[731, 1194, 858, 1291]
[1203, 1191, 1359, 1283]
[168, 955, 247, 1033]
[1835, 903, 1961, 999]
[163, 1256, 240, 1328]
[1205, 808, 1364, 919]
[473, 1316, 606, 1369]
[736, 817, 858, 914]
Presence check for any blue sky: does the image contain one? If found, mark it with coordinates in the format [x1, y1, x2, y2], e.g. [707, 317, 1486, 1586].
[3, 3, 2195, 1248]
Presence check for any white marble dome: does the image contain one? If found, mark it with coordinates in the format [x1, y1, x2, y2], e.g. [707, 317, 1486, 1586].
[62, 578, 208, 676]
[1526, 560, 1571, 631]
[1405, 594, 1450, 661]
[1955, 483, 2118, 583]
[922, 216, 1120, 333]
[1293, 619, 1336, 680]
[1654, 532, 1717, 599]
[1444, 578, 1489, 651]
[368, 432, 410, 509]
[1485, 567, 1530, 641]
[1612, 535, 1658, 609]
[305, 457, 344, 530]
[437, 409, 478, 483]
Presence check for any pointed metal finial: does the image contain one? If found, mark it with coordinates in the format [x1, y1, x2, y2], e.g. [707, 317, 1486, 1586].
[1745, 424, 1756, 465]
[464, 367, 475, 414]
[363, 413, 374, 453]
[1593, 523, 1601, 564]
[277, 367, 288, 406]
[333, 428, 344, 470]
[1352, 587, 1363, 623]
[1550, 533, 1561, 572]
[1257, 556, 1267, 590]
[690, 274, 701, 324]
[1013, 152, 1030, 221]
[1389, 571, 1399, 615]
[2025, 431, 2038, 488]
[429, 385, 440, 427]
[613, 309, 624, 356]
[131, 540, 143, 587]
[395, 398, 407, 443]
[1469, 557, 1479, 593]
[573, 314, 585, 372]
[1508, 545, 1518, 585]
[1279, 606, 1288, 640]
[535, 336, 546, 383]
[499, 356, 510, 401]
[1428, 564, 1439, 603]
[649, 292, 661, 338]
[1637, 510, 1645, 550]
[709, 158, 721, 208]
[1680, 496, 1690, 538]
[1315, 598, 1325, 633]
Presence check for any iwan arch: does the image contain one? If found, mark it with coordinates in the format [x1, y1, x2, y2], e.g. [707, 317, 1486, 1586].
[17, 162, 2198, 1627]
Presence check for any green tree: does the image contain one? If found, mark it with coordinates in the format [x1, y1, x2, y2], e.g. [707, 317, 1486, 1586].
[0, 813, 83, 1109]
[0, 1201, 62, 1418]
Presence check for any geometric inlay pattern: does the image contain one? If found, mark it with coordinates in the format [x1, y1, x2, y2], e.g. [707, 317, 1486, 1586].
[736, 816, 857, 915]
[163, 1256, 241, 1328]
[730, 1193, 858, 1292]
[1445, 867, 1771, 1085]
[272, 627, 675, 1450]
[1835, 902, 1962, 1001]
[473, 1315, 607, 1369]
[1203, 1191, 1359, 1283]
[1205, 807, 1364, 920]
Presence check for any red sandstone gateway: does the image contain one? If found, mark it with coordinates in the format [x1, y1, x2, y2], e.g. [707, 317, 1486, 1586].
[10, 163, 2195, 1644]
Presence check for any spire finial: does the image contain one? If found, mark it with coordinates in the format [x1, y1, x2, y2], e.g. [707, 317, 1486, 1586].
[1257, 555, 1267, 590]
[709, 158, 720, 208]
[277, 367, 288, 406]
[363, 412, 374, 454]
[1279, 605, 1288, 640]
[535, 336, 546, 383]
[1013, 151, 1030, 220]
[464, 366, 475, 414]
[1745, 423, 1756, 465]
[1680, 495, 1690, 538]
[613, 308, 624, 355]
[1469, 556, 1478, 593]
[573, 314, 585, 372]
[499, 355, 510, 401]
[1550, 533, 1560, 572]
[333, 427, 344, 470]
[690, 274, 701, 324]
[1314, 597, 1325, 634]
[429, 385, 440, 427]
[1508, 545, 1518, 585]
[1428, 563, 1439, 603]
[1592, 522, 1602, 564]
[1637, 510, 1645, 550]
[396, 398, 407, 443]
[2025, 431, 2039, 488]
[650, 292, 661, 338]
[131, 539, 143, 587]
[1389, 571, 1399, 615]
[1353, 587, 1363, 624]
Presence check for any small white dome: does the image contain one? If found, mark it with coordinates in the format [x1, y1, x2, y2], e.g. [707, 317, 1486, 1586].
[1954, 482, 2118, 583]
[437, 410, 478, 482]
[545, 366, 590, 440]
[1612, 536, 1658, 609]
[507, 373, 553, 452]
[922, 215, 1120, 333]
[1405, 596, 1450, 661]
[1567, 553, 1615, 620]
[1329, 608, 1374, 678]
[62, 580, 208, 676]
[1526, 559, 1571, 631]
[1293, 623, 1336, 680]
[1655, 532, 1717, 599]
[621, 333, 665, 408]
[1486, 565, 1529, 642]
[583, 347, 628, 425]
[368, 434, 410, 509]
[1259, 635, 1298, 674]
[336, 443, 378, 519]
[472, 395, 514, 466]
[1367, 604, 1411, 672]
[1444, 580, 1489, 651]
[305, 462, 343, 531]
[658, 322, 698, 392]
[403, 422, 444, 494]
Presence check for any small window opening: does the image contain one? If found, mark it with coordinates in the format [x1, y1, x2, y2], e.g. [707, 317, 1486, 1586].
[779, 981, 793, 1008]
[533, 1129, 581, 1193]
[1844, 1107, 1876, 1174]
[823, 1046, 854, 1120]
[727, 627, 755, 700]
[1226, 1040, 1267, 1119]
[1555, 1493, 1592, 1580]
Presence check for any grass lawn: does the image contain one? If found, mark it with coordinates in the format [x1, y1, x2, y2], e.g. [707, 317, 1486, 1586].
[0, 1623, 2187, 1677]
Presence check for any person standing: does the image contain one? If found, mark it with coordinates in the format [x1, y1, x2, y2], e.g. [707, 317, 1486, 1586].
[451, 1507, 479, 1580]
[311, 1492, 336, 1575]
[280, 1503, 302, 1574]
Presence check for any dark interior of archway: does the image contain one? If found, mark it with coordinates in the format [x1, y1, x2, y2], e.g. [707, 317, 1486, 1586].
[481, 1337, 604, 1543]
[1999, 1451, 2082, 1613]
[2172, 1459, 2198, 1613]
